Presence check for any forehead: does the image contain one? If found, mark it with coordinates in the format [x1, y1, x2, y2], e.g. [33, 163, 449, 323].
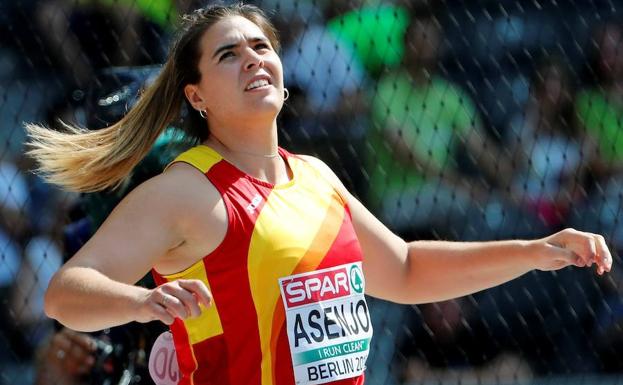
[202, 15, 267, 48]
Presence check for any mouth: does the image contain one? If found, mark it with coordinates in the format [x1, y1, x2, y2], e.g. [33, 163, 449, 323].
[245, 76, 272, 91]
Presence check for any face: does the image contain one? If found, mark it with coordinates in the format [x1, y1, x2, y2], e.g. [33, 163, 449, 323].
[406, 19, 441, 65]
[184, 16, 284, 128]
[541, 66, 565, 105]
[598, 24, 623, 81]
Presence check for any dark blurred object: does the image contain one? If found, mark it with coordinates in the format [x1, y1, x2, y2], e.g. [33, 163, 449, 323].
[89, 323, 164, 385]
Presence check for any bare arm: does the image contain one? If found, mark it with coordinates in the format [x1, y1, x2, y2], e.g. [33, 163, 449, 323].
[301, 155, 612, 304]
[44, 164, 224, 331]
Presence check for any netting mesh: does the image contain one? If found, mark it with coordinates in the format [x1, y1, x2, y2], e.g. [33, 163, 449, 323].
[2, 0, 623, 384]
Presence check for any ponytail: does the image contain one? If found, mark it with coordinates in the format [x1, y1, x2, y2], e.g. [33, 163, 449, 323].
[26, 59, 183, 192]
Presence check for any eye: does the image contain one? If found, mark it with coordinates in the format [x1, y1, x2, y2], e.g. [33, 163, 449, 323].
[218, 51, 235, 62]
[255, 42, 270, 51]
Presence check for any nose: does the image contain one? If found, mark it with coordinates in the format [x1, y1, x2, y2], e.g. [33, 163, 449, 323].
[243, 48, 264, 71]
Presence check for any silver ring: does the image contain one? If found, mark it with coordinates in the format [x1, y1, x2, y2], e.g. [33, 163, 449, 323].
[56, 349, 66, 360]
[162, 296, 168, 307]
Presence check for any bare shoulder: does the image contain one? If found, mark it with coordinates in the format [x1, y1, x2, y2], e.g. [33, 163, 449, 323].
[297, 154, 334, 177]
[297, 154, 349, 197]
[150, 161, 222, 207]
[108, 161, 225, 236]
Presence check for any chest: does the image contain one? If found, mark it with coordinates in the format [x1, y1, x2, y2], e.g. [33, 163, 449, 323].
[228, 183, 355, 270]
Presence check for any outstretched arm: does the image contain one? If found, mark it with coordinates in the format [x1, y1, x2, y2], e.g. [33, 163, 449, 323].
[301, 155, 612, 304]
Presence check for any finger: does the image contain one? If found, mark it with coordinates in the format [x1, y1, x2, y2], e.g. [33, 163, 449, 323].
[152, 303, 175, 325]
[558, 229, 597, 266]
[63, 329, 97, 352]
[161, 293, 189, 319]
[75, 363, 94, 375]
[52, 331, 75, 355]
[65, 343, 95, 375]
[163, 285, 202, 318]
[594, 234, 613, 273]
[67, 340, 95, 363]
[576, 236, 596, 266]
[178, 279, 213, 308]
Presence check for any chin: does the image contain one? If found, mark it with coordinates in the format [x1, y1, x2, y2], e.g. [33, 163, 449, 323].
[243, 103, 281, 122]
[249, 97, 282, 112]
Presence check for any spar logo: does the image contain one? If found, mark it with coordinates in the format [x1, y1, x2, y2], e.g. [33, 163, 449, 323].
[282, 267, 350, 308]
[349, 265, 364, 294]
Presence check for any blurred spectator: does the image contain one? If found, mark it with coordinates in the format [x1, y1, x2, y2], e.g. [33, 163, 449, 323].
[0, 158, 68, 383]
[577, 22, 623, 180]
[507, 59, 596, 229]
[367, 7, 538, 240]
[35, 327, 97, 385]
[573, 21, 623, 252]
[279, 1, 370, 196]
[366, 9, 591, 381]
[0, 160, 30, 239]
[571, 20, 623, 371]
[0, 160, 29, 369]
[10, 235, 63, 339]
[33, 0, 192, 89]
[326, 0, 410, 77]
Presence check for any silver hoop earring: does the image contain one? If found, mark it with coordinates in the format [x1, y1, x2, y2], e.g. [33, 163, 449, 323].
[283, 88, 290, 101]
[199, 109, 208, 119]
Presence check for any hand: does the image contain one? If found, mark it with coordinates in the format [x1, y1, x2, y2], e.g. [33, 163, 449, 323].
[36, 328, 97, 385]
[535, 228, 613, 274]
[136, 279, 213, 325]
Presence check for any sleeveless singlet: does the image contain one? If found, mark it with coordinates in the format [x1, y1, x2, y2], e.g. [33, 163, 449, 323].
[152, 145, 373, 385]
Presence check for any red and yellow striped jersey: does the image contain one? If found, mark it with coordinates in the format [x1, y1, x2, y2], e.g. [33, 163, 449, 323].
[152, 145, 373, 385]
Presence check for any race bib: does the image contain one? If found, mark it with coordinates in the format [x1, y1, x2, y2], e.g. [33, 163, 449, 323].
[148, 331, 180, 385]
[279, 262, 373, 385]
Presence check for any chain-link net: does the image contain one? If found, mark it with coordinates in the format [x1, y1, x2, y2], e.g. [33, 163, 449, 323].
[2, 0, 623, 384]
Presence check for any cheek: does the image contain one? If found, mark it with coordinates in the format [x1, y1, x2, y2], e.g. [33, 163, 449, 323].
[266, 55, 284, 85]
[200, 69, 238, 110]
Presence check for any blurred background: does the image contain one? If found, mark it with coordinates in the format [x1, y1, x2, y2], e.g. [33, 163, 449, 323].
[2, 0, 623, 384]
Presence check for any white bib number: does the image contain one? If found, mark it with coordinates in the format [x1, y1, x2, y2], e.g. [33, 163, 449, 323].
[279, 262, 373, 384]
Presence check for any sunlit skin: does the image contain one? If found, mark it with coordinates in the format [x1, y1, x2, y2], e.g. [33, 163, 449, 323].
[184, 16, 285, 165]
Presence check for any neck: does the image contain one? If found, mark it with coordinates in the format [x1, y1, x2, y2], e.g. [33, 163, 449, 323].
[204, 120, 290, 184]
[407, 65, 432, 86]
[208, 120, 278, 157]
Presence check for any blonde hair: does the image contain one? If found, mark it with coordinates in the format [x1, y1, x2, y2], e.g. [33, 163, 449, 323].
[26, 3, 280, 192]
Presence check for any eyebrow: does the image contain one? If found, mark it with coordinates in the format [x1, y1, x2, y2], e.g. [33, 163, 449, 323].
[212, 37, 270, 59]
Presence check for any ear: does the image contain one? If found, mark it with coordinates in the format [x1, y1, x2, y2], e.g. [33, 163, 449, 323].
[184, 84, 205, 111]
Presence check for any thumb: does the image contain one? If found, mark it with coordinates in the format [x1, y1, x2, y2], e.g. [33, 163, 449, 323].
[543, 242, 579, 269]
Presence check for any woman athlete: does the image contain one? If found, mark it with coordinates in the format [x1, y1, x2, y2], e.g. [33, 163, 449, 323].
[27, 4, 612, 385]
